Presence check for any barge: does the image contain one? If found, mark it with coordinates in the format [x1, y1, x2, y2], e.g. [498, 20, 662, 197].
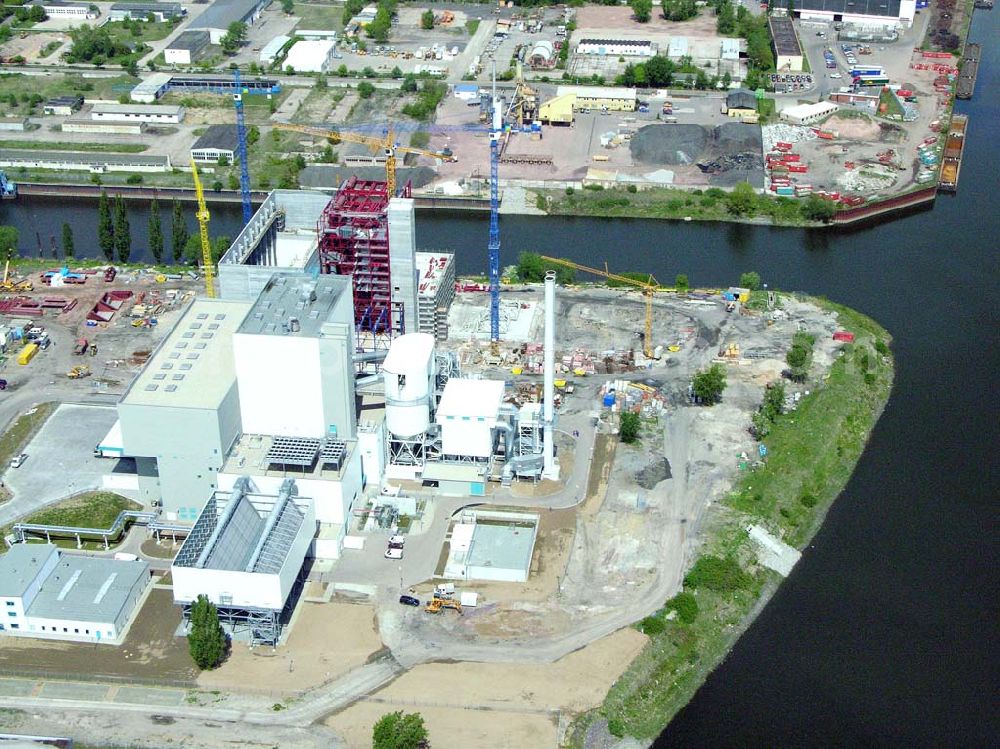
[956, 43, 980, 100]
[938, 114, 967, 193]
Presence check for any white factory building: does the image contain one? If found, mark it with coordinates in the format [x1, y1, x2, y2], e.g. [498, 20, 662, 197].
[780, 100, 840, 125]
[0, 544, 150, 645]
[90, 103, 185, 124]
[259, 35, 290, 65]
[283, 39, 337, 73]
[792, 0, 916, 29]
[576, 38, 655, 57]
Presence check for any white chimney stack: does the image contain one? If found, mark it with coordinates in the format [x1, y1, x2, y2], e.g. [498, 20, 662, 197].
[543, 271, 558, 479]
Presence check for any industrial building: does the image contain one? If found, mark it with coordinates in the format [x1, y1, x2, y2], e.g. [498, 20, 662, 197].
[130, 73, 281, 103]
[36, 1, 97, 19]
[109, 2, 184, 21]
[118, 298, 252, 520]
[528, 40, 556, 69]
[576, 38, 655, 58]
[0, 117, 27, 132]
[91, 103, 185, 124]
[556, 85, 637, 112]
[443, 510, 539, 582]
[415, 252, 455, 341]
[191, 124, 239, 163]
[792, 0, 916, 29]
[769, 14, 804, 72]
[62, 120, 145, 135]
[453, 83, 480, 102]
[780, 100, 840, 125]
[164, 30, 211, 65]
[0, 544, 149, 645]
[188, 0, 272, 44]
[171, 477, 314, 644]
[259, 35, 290, 65]
[284, 39, 337, 73]
[725, 89, 758, 120]
[0, 150, 171, 173]
[43, 95, 83, 116]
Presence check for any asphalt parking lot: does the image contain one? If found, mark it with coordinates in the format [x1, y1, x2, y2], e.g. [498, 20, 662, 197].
[0, 404, 124, 526]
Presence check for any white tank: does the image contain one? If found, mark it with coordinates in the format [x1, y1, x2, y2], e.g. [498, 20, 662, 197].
[382, 333, 435, 438]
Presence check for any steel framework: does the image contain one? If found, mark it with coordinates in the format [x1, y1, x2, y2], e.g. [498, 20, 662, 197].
[317, 177, 411, 348]
[233, 68, 253, 225]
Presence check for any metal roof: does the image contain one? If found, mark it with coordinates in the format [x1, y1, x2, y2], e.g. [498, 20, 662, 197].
[192, 124, 239, 152]
[556, 85, 637, 101]
[167, 30, 210, 52]
[768, 15, 803, 57]
[237, 273, 350, 337]
[437, 378, 505, 420]
[189, 0, 270, 31]
[92, 103, 184, 116]
[121, 299, 251, 409]
[0, 543, 57, 598]
[111, 2, 183, 13]
[260, 35, 290, 57]
[0, 150, 169, 167]
[727, 89, 757, 110]
[797, 0, 901, 16]
[26, 553, 149, 623]
[578, 38, 652, 46]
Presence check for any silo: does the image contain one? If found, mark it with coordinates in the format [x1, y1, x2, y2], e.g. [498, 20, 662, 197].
[382, 333, 435, 438]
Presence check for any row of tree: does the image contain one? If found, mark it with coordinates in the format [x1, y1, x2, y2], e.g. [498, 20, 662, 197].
[96, 191, 190, 265]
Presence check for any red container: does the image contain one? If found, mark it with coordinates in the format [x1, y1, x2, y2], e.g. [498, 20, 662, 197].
[775, 141, 793, 151]
[833, 331, 855, 342]
[782, 153, 801, 162]
[788, 164, 808, 173]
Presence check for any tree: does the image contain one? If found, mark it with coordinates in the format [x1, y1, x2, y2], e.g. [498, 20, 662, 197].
[62, 223, 74, 258]
[801, 194, 837, 222]
[619, 411, 640, 443]
[739, 271, 761, 290]
[786, 344, 808, 370]
[421, 9, 435, 29]
[188, 595, 227, 670]
[170, 198, 188, 263]
[148, 198, 163, 264]
[515, 252, 574, 284]
[726, 182, 757, 216]
[630, 0, 653, 23]
[113, 194, 131, 263]
[0, 226, 18, 261]
[28, 5, 47, 22]
[342, 0, 364, 25]
[390, 65, 402, 79]
[281, 0, 294, 13]
[692, 364, 727, 405]
[220, 21, 247, 54]
[366, 4, 392, 42]
[674, 273, 689, 292]
[401, 74, 418, 93]
[357, 81, 375, 99]
[98, 189, 114, 261]
[372, 711, 428, 749]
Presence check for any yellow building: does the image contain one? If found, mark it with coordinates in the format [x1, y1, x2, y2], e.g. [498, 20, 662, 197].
[539, 93, 576, 124]
[556, 85, 637, 112]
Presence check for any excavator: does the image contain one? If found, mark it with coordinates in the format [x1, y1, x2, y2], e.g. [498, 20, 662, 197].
[67, 365, 91, 379]
[1, 260, 32, 292]
[424, 596, 463, 614]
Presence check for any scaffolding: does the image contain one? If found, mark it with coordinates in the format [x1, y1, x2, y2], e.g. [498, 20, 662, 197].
[317, 177, 412, 349]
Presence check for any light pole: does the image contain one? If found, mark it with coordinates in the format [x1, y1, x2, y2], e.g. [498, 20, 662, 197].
[398, 564, 403, 592]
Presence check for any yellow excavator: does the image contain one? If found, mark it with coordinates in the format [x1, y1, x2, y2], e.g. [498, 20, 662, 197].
[424, 597, 463, 614]
[67, 365, 91, 379]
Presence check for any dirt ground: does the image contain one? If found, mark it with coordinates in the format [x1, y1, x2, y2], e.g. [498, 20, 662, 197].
[325, 626, 647, 748]
[197, 601, 383, 694]
[0, 32, 65, 62]
[575, 5, 722, 43]
[0, 588, 197, 683]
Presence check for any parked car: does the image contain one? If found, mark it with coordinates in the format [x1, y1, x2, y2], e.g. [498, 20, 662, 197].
[399, 595, 420, 607]
[384, 546, 403, 560]
[10, 453, 27, 468]
[388, 534, 406, 547]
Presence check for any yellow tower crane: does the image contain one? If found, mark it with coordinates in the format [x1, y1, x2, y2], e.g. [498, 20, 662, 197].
[189, 159, 215, 298]
[273, 123, 457, 198]
[540, 256, 660, 360]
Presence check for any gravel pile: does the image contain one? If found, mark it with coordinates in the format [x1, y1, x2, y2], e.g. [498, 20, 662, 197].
[631, 123, 764, 188]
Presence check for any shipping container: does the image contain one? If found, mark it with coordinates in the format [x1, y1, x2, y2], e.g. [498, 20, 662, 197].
[788, 164, 809, 173]
[782, 153, 801, 162]
[17, 342, 38, 365]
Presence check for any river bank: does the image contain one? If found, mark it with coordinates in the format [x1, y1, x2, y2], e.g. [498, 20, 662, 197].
[568, 296, 895, 746]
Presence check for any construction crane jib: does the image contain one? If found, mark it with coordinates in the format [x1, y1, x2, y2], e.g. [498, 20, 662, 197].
[189, 159, 215, 298]
[539, 256, 660, 359]
[273, 123, 456, 198]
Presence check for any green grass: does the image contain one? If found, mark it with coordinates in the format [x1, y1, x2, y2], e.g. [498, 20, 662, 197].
[0, 139, 148, 154]
[292, 3, 345, 31]
[0, 73, 137, 112]
[105, 19, 177, 45]
[0, 402, 56, 473]
[3, 492, 143, 549]
[568, 297, 894, 744]
[878, 87, 905, 120]
[466, 19, 480, 36]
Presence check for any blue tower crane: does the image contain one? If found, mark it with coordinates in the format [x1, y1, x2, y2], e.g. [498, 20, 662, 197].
[233, 68, 253, 225]
[488, 73, 502, 345]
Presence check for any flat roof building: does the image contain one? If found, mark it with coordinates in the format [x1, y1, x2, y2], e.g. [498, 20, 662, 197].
[43, 95, 84, 116]
[189, 0, 272, 44]
[118, 298, 252, 520]
[0, 150, 171, 173]
[260, 34, 290, 65]
[0, 544, 149, 645]
[780, 100, 840, 125]
[769, 14, 804, 72]
[576, 38, 655, 57]
[415, 252, 455, 340]
[555, 85, 637, 112]
[191, 124, 239, 163]
[164, 29, 211, 65]
[109, 2, 184, 22]
[91, 102, 185, 124]
[284, 39, 337, 73]
[437, 378, 505, 459]
[794, 0, 915, 28]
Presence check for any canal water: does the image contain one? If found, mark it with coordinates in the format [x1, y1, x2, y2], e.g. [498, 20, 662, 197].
[1, 12, 997, 745]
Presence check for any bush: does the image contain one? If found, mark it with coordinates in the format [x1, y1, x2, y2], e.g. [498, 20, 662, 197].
[691, 364, 727, 405]
[125, 174, 143, 185]
[674, 273, 689, 292]
[626, 183, 637, 193]
[639, 616, 665, 635]
[357, 81, 375, 99]
[739, 271, 762, 291]
[607, 717, 626, 738]
[665, 591, 698, 624]
[874, 339, 889, 356]
[619, 411, 640, 443]
[564, 186, 574, 196]
[684, 555, 751, 592]
[799, 492, 818, 508]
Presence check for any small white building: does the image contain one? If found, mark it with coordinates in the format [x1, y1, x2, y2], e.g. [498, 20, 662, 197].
[259, 34, 290, 65]
[780, 100, 839, 125]
[164, 30, 211, 65]
[576, 38, 655, 58]
[0, 544, 150, 645]
[39, 2, 97, 19]
[453, 83, 480, 102]
[91, 103, 185, 124]
[284, 39, 337, 73]
[436, 378, 505, 458]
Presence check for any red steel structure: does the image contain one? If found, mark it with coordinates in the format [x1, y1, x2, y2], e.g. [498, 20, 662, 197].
[317, 177, 411, 347]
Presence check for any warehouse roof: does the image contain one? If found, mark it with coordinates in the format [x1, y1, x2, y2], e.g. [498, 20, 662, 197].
[0, 149, 170, 167]
[768, 15, 802, 57]
[726, 89, 757, 111]
[578, 38, 652, 47]
[121, 299, 251, 408]
[92, 103, 184, 116]
[190, 0, 270, 31]
[437, 378, 505, 420]
[111, 2, 184, 14]
[27, 552, 149, 623]
[260, 34, 290, 58]
[192, 124, 239, 152]
[167, 29, 210, 52]
[0, 543, 57, 598]
[237, 273, 350, 337]
[45, 95, 83, 107]
[796, 0, 902, 16]
[556, 85, 637, 101]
